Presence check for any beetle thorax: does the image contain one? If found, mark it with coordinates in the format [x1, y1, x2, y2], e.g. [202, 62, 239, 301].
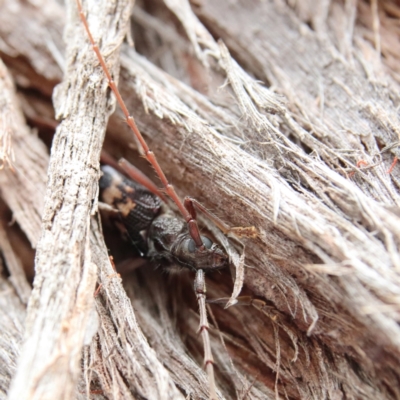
[148, 214, 228, 271]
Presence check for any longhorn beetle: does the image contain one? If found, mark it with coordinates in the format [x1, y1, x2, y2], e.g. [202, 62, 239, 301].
[76, 1, 254, 398]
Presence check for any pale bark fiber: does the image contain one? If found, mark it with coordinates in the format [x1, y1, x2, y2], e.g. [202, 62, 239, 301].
[0, 59, 48, 249]
[0, 0, 400, 399]
[6, 1, 134, 399]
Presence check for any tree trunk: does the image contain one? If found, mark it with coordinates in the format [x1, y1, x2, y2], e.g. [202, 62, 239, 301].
[0, 0, 399, 399]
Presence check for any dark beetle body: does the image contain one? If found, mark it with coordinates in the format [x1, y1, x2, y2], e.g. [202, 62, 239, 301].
[99, 165, 228, 271]
[100, 165, 161, 255]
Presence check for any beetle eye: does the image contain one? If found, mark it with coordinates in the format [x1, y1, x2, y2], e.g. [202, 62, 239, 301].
[202, 236, 213, 249]
[188, 239, 196, 253]
[188, 236, 213, 253]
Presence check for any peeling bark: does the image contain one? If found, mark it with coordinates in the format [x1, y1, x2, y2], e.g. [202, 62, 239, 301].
[0, 0, 399, 399]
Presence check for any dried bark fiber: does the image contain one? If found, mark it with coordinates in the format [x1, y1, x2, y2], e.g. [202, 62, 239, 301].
[0, 0, 399, 399]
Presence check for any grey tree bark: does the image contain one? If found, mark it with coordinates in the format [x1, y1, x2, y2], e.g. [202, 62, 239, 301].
[0, 0, 399, 399]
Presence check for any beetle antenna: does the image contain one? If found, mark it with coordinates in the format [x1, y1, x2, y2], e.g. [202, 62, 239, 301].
[75, 0, 204, 247]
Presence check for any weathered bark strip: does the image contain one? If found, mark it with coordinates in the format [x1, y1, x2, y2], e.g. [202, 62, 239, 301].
[0, 200, 32, 397]
[0, 59, 14, 169]
[0, 57, 48, 248]
[0, 224, 31, 305]
[0, 0, 400, 399]
[85, 217, 184, 399]
[0, 272, 25, 400]
[0, 0, 64, 94]
[7, 1, 132, 399]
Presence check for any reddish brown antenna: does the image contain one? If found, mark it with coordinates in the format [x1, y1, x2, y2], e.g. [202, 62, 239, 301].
[75, 0, 205, 249]
[76, 1, 220, 398]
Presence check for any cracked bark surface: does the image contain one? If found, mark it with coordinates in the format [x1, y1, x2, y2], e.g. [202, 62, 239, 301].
[0, 0, 399, 399]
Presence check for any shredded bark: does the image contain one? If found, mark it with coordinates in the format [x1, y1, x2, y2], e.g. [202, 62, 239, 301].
[0, 272, 25, 400]
[0, 59, 15, 169]
[0, 0, 400, 399]
[0, 58, 47, 248]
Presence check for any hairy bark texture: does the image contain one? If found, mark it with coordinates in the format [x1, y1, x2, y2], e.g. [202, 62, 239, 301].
[0, 0, 400, 399]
